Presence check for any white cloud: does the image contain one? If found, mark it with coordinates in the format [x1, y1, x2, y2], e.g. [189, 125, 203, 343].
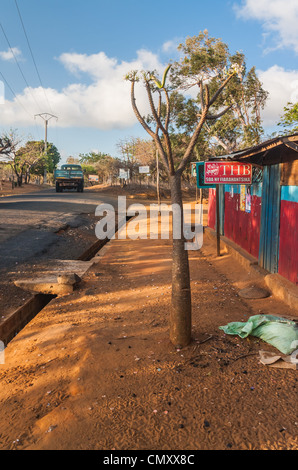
[0, 49, 165, 130]
[162, 39, 182, 54]
[235, 0, 298, 53]
[257, 65, 298, 126]
[3, 43, 295, 135]
[59, 49, 162, 79]
[235, 2, 298, 127]
[0, 47, 22, 61]
[59, 51, 118, 79]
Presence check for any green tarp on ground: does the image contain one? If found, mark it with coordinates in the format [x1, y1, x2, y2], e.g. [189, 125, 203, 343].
[219, 315, 298, 355]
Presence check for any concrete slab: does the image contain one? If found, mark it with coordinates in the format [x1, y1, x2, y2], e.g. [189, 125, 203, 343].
[14, 260, 93, 295]
[14, 277, 74, 295]
[35, 259, 94, 276]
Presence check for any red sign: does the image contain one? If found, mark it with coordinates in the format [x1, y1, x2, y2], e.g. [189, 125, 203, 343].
[204, 162, 252, 184]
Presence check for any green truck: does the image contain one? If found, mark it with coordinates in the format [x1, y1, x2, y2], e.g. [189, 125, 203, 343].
[54, 164, 84, 193]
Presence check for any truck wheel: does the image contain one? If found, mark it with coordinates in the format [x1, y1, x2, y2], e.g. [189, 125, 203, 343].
[56, 182, 60, 192]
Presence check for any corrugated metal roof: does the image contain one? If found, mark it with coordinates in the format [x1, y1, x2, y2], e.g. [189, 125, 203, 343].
[209, 133, 298, 165]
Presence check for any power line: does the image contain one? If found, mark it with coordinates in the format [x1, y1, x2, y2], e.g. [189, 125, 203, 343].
[14, 0, 54, 113]
[0, 68, 51, 143]
[0, 69, 33, 119]
[0, 22, 43, 112]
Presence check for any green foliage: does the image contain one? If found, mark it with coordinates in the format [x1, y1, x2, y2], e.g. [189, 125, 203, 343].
[81, 164, 96, 175]
[79, 151, 110, 165]
[278, 102, 298, 134]
[125, 29, 268, 179]
[79, 151, 122, 182]
[170, 33, 268, 152]
[27, 141, 61, 175]
[173, 30, 230, 85]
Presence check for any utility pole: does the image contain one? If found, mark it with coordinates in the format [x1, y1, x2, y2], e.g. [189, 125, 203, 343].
[35, 113, 58, 184]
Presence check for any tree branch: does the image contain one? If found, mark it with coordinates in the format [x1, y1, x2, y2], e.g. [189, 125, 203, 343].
[209, 73, 236, 107]
[156, 91, 162, 136]
[163, 87, 171, 133]
[203, 105, 232, 120]
[130, 80, 170, 172]
[145, 80, 167, 135]
[130, 80, 155, 138]
[199, 80, 205, 109]
[177, 85, 210, 174]
[144, 79, 174, 174]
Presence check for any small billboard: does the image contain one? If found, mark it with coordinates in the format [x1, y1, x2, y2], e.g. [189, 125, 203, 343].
[88, 175, 99, 182]
[204, 162, 252, 185]
[119, 169, 130, 180]
[139, 166, 150, 174]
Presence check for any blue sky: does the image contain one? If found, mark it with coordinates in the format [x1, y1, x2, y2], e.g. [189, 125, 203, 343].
[0, 0, 298, 163]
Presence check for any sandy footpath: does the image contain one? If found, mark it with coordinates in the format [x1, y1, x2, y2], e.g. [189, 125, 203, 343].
[0, 182, 51, 198]
[0, 212, 297, 450]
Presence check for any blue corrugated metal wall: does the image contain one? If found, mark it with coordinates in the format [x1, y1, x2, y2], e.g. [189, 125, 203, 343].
[258, 164, 281, 273]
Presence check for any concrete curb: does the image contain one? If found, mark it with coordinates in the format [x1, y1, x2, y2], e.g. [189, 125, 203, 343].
[264, 274, 298, 312]
[0, 294, 54, 346]
[204, 227, 298, 312]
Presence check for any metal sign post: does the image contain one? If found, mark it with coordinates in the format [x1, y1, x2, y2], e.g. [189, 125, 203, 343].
[216, 184, 220, 257]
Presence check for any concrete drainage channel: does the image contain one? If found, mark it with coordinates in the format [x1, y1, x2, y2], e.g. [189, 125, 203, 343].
[0, 215, 132, 347]
[0, 294, 56, 346]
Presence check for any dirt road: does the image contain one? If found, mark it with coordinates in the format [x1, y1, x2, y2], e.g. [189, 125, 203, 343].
[0, 185, 121, 320]
[0, 210, 297, 450]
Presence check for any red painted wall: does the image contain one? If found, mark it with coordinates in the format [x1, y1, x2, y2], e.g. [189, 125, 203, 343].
[207, 188, 262, 259]
[207, 185, 298, 285]
[224, 192, 262, 259]
[208, 189, 216, 229]
[278, 200, 298, 285]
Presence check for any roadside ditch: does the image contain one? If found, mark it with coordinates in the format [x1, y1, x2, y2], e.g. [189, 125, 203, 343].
[0, 212, 131, 346]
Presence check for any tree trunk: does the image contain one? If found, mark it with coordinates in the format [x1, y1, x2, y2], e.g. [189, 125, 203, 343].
[156, 150, 161, 206]
[169, 173, 192, 348]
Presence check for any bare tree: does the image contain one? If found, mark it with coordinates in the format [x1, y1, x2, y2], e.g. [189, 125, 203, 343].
[0, 132, 18, 158]
[0, 131, 23, 185]
[125, 34, 240, 347]
[17, 141, 46, 184]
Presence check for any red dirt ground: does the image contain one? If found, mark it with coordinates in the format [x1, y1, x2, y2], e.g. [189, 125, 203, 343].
[0, 208, 297, 450]
[0, 182, 51, 198]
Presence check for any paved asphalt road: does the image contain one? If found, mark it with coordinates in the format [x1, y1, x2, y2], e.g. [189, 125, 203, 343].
[0, 187, 119, 270]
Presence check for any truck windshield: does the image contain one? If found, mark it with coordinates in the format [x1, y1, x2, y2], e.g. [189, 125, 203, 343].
[61, 166, 82, 171]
